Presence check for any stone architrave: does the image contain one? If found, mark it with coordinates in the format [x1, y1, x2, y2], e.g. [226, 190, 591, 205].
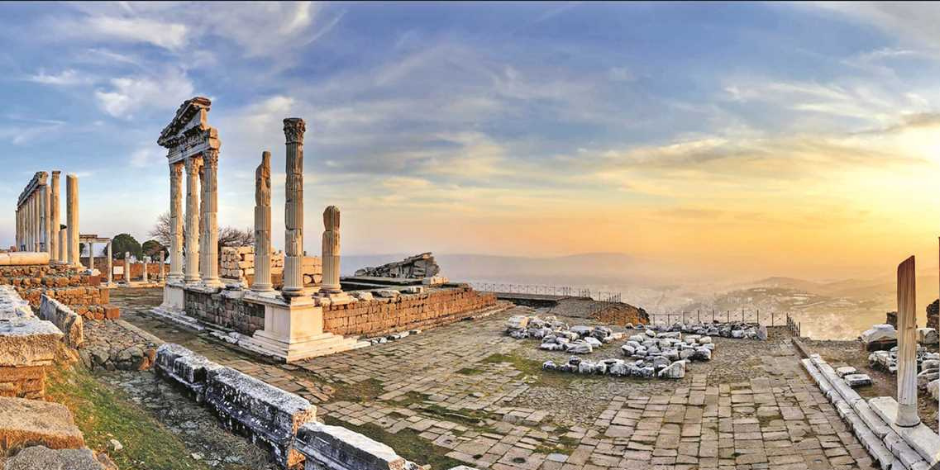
[66, 175, 79, 267]
[167, 162, 184, 282]
[321, 206, 341, 294]
[252, 151, 274, 292]
[184, 157, 202, 284]
[200, 149, 222, 288]
[50, 171, 60, 261]
[282, 118, 306, 298]
[897, 255, 920, 427]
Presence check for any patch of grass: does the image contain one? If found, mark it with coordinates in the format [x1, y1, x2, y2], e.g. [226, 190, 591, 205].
[322, 416, 464, 469]
[482, 352, 590, 388]
[45, 365, 214, 470]
[331, 378, 385, 403]
[456, 367, 484, 376]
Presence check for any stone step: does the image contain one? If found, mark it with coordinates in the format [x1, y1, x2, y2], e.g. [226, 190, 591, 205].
[0, 397, 84, 453]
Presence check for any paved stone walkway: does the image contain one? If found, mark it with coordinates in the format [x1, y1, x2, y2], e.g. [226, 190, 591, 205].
[112, 288, 878, 470]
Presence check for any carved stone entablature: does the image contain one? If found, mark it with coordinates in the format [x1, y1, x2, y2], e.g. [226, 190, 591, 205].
[159, 97, 220, 163]
[16, 171, 49, 208]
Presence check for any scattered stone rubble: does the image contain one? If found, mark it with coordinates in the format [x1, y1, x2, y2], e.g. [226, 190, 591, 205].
[649, 321, 768, 340]
[354, 252, 441, 279]
[861, 324, 898, 351]
[542, 328, 715, 380]
[504, 314, 620, 354]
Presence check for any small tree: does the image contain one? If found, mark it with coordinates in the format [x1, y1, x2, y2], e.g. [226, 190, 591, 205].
[150, 212, 173, 250]
[149, 211, 253, 260]
[111, 233, 142, 260]
[142, 239, 168, 259]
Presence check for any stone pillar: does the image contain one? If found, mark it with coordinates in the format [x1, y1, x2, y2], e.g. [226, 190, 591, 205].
[282, 118, 306, 298]
[168, 162, 184, 282]
[321, 206, 342, 294]
[50, 172, 60, 261]
[200, 150, 222, 288]
[88, 242, 94, 272]
[27, 195, 33, 251]
[159, 251, 165, 281]
[66, 175, 79, 267]
[125, 252, 131, 281]
[142, 256, 149, 283]
[106, 242, 113, 285]
[896, 256, 920, 427]
[184, 157, 201, 284]
[252, 151, 274, 292]
[14, 207, 19, 251]
[42, 185, 50, 255]
[58, 228, 66, 261]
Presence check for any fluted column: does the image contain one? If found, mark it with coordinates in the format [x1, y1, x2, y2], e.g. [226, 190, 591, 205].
[321, 206, 342, 293]
[125, 252, 131, 281]
[896, 256, 920, 426]
[168, 162, 184, 282]
[88, 242, 94, 272]
[159, 251, 165, 281]
[66, 175, 79, 266]
[200, 150, 222, 288]
[15, 207, 20, 251]
[58, 228, 66, 261]
[50, 172, 60, 261]
[282, 118, 306, 298]
[142, 256, 149, 283]
[252, 151, 274, 292]
[107, 242, 113, 285]
[184, 157, 202, 283]
[42, 184, 50, 255]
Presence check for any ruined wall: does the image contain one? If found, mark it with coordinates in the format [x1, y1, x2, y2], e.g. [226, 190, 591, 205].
[39, 295, 83, 349]
[0, 286, 62, 400]
[593, 303, 651, 326]
[323, 286, 498, 337]
[0, 264, 117, 320]
[928, 300, 938, 331]
[184, 290, 266, 336]
[92, 259, 166, 281]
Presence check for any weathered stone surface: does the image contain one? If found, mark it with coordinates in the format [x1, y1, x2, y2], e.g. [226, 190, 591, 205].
[0, 397, 84, 452]
[0, 252, 50, 267]
[917, 327, 938, 345]
[204, 366, 315, 468]
[354, 252, 440, 279]
[0, 317, 62, 367]
[294, 422, 411, 470]
[155, 343, 221, 402]
[843, 373, 873, 388]
[658, 360, 686, 379]
[2, 445, 107, 470]
[861, 324, 897, 347]
[39, 295, 83, 348]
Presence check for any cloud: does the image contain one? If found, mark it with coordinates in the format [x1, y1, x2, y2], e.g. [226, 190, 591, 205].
[94, 68, 194, 119]
[130, 146, 164, 168]
[808, 3, 940, 51]
[57, 15, 188, 50]
[27, 69, 92, 86]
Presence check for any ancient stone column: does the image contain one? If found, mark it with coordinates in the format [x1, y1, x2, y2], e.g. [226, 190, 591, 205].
[42, 185, 50, 255]
[252, 151, 274, 292]
[106, 242, 113, 285]
[282, 118, 306, 298]
[142, 256, 149, 283]
[321, 206, 342, 294]
[88, 242, 94, 273]
[159, 251, 165, 281]
[58, 228, 66, 261]
[896, 256, 920, 427]
[66, 175, 79, 267]
[50, 172, 60, 261]
[200, 150, 222, 288]
[125, 252, 131, 281]
[183, 157, 201, 284]
[168, 162, 184, 283]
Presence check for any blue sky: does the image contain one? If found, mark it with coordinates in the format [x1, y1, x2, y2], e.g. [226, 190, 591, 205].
[2, 2, 940, 279]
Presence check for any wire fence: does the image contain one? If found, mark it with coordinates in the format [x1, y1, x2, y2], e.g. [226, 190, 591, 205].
[471, 281, 798, 328]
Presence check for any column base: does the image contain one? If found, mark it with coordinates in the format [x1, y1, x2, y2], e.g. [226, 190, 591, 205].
[201, 278, 224, 289]
[313, 292, 354, 307]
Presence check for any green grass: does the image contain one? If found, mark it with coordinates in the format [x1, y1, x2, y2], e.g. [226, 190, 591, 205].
[330, 377, 386, 403]
[456, 367, 484, 375]
[481, 352, 592, 388]
[322, 416, 465, 469]
[45, 365, 216, 470]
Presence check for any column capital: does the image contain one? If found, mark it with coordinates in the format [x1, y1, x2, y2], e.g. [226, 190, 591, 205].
[204, 148, 219, 167]
[283, 118, 306, 144]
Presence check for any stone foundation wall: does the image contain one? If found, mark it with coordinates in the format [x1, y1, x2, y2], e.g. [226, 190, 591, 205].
[184, 289, 266, 336]
[39, 296, 83, 349]
[93, 259, 166, 281]
[0, 286, 62, 400]
[323, 286, 498, 337]
[0, 365, 45, 399]
[593, 303, 651, 326]
[0, 264, 117, 320]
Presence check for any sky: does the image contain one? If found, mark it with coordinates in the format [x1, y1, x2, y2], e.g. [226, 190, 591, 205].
[2, 2, 940, 283]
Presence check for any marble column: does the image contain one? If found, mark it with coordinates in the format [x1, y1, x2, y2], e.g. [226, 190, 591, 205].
[321, 206, 342, 294]
[88, 242, 94, 272]
[42, 185, 50, 255]
[142, 256, 149, 283]
[15, 207, 20, 251]
[27, 195, 33, 251]
[896, 255, 920, 427]
[66, 175, 79, 267]
[168, 162, 184, 282]
[282, 118, 306, 298]
[200, 150, 222, 288]
[252, 151, 274, 292]
[159, 251, 165, 281]
[125, 252, 131, 281]
[184, 157, 201, 284]
[106, 242, 113, 285]
[50, 172, 60, 261]
[58, 228, 66, 261]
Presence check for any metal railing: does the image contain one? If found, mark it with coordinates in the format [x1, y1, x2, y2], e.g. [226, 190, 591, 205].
[646, 309, 790, 327]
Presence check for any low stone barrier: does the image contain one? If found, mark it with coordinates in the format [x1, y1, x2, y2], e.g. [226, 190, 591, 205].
[155, 344, 429, 470]
[0, 286, 62, 399]
[39, 295, 83, 348]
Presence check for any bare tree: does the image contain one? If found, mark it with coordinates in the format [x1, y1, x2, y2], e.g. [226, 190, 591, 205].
[151, 211, 253, 258]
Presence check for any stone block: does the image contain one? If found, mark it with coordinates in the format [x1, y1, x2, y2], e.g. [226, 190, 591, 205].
[205, 367, 316, 468]
[294, 422, 409, 470]
[0, 317, 62, 367]
[39, 295, 83, 349]
[155, 344, 222, 402]
[2, 445, 107, 470]
[869, 396, 940, 465]
[0, 397, 84, 452]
